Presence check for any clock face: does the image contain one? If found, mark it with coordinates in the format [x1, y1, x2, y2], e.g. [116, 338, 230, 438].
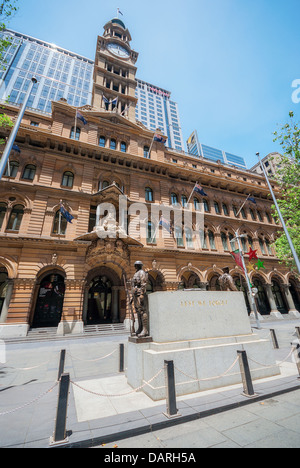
[107, 43, 130, 59]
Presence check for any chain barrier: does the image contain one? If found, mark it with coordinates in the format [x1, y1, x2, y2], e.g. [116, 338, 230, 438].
[0, 381, 58, 417]
[66, 349, 117, 362]
[247, 346, 296, 368]
[71, 367, 164, 397]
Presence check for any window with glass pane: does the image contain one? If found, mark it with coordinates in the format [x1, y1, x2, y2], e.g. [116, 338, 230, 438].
[144, 146, 150, 159]
[110, 139, 116, 150]
[233, 206, 239, 217]
[203, 199, 209, 212]
[5, 161, 19, 178]
[222, 204, 229, 216]
[102, 181, 110, 189]
[99, 136, 106, 147]
[259, 238, 266, 254]
[194, 198, 200, 210]
[181, 195, 187, 208]
[175, 226, 184, 247]
[145, 187, 153, 202]
[185, 227, 193, 248]
[200, 229, 207, 249]
[0, 203, 7, 229]
[241, 208, 247, 219]
[228, 233, 236, 250]
[265, 239, 272, 255]
[171, 193, 178, 206]
[6, 205, 24, 231]
[221, 232, 229, 251]
[70, 126, 80, 141]
[52, 210, 67, 235]
[120, 141, 127, 152]
[241, 237, 247, 252]
[22, 164, 36, 181]
[214, 202, 220, 214]
[248, 236, 253, 248]
[250, 209, 256, 220]
[208, 230, 216, 249]
[147, 221, 156, 244]
[62, 171, 74, 188]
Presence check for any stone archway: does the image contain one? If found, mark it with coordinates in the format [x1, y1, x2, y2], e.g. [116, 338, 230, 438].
[83, 266, 123, 325]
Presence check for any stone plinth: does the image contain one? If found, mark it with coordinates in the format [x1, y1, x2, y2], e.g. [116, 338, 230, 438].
[127, 291, 280, 401]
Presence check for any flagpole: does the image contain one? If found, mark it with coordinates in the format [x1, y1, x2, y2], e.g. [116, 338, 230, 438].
[236, 195, 250, 217]
[234, 231, 261, 329]
[257, 152, 300, 275]
[187, 182, 197, 205]
[0, 77, 37, 181]
[73, 108, 78, 140]
[148, 135, 155, 159]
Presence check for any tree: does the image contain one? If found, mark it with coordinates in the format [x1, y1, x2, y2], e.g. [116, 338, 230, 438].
[272, 111, 300, 273]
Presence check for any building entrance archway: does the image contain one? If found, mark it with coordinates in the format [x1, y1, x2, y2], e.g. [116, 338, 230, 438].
[32, 273, 66, 328]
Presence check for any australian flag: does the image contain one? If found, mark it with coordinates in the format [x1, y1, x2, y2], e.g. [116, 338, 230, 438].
[154, 134, 167, 144]
[248, 196, 256, 204]
[77, 111, 87, 125]
[60, 204, 74, 224]
[194, 184, 208, 197]
[12, 144, 21, 153]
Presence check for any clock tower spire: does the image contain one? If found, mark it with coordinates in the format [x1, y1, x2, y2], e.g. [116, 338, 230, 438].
[92, 16, 138, 122]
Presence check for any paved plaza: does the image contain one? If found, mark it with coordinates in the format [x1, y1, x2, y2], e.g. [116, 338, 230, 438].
[0, 318, 299, 448]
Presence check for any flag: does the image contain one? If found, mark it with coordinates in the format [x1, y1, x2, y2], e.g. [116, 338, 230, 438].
[154, 134, 167, 144]
[248, 196, 256, 204]
[77, 111, 87, 125]
[230, 250, 244, 269]
[194, 184, 207, 197]
[103, 95, 110, 104]
[12, 144, 21, 153]
[117, 8, 123, 15]
[60, 204, 74, 224]
[159, 216, 171, 233]
[111, 97, 118, 106]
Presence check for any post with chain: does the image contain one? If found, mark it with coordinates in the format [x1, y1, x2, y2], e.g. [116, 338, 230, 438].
[270, 329, 279, 349]
[57, 349, 66, 382]
[50, 373, 70, 446]
[119, 343, 125, 373]
[164, 360, 180, 419]
[293, 344, 300, 379]
[295, 327, 300, 341]
[237, 350, 257, 398]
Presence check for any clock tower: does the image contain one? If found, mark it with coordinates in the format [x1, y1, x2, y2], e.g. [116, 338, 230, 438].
[92, 17, 139, 122]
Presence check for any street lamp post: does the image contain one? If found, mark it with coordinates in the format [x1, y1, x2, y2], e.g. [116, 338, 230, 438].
[0, 77, 37, 181]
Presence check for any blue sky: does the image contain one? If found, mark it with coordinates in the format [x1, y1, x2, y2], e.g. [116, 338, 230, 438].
[6, 0, 300, 168]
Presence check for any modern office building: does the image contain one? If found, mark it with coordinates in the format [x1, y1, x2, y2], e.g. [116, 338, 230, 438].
[0, 29, 185, 151]
[250, 152, 282, 177]
[0, 29, 94, 114]
[187, 130, 247, 170]
[135, 79, 185, 151]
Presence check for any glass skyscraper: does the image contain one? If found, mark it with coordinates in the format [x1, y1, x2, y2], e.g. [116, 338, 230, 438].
[187, 130, 247, 170]
[0, 29, 94, 114]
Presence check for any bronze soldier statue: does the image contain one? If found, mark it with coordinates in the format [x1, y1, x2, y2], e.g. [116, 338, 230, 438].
[219, 267, 238, 292]
[131, 261, 149, 338]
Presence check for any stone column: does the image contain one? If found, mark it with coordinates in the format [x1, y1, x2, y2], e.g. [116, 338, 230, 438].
[283, 284, 300, 318]
[112, 286, 119, 323]
[264, 284, 283, 319]
[0, 280, 14, 324]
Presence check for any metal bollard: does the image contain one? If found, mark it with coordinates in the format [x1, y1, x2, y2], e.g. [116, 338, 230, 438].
[57, 349, 66, 382]
[50, 373, 70, 446]
[237, 350, 257, 398]
[293, 344, 300, 379]
[119, 343, 125, 373]
[295, 327, 300, 341]
[270, 329, 279, 349]
[164, 360, 180, 419]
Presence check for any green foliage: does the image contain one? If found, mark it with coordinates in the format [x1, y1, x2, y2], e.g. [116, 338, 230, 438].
[272, 111, 300, 273]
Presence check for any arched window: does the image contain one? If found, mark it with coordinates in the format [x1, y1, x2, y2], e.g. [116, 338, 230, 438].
[200, 229, 207, 249]
[120, 141, 127, 153]
[6, 204, 24, 231]
[144, 146, 150, 159]
[214, 202, 220, 214]
[259, 238, 266, 254]
[102, 180, 110, 189]
[52, 210, 68, 235]
[208, 230, 216, 249]
[250, 209, 256, 221]
[145, 187, 153, 202]
[257, 211, 263, 222]
[0, 203, 7, 229]
[233, 205, 239, 217]
[99, 136, 106, 147]
[5, 161, 19, 178]
[22, 164, 36, 181]
[203, 199, 209, 212]
[110, 138, 116, 150]
[181, 195, 188, 208]
[61, 171, 74, 188]
[171, 193, 178, 206]
[241, 208, 247, 219]
[265, 239, 272, 255]
[241, 236, 247, 252]
[175, 226, 184, 247]
[194, 198, 200, 210]
[221, 232, 229, 251]
[185, 227, 194, 249]
[70, 126, 81, 141]
[222, 204, 229, 216]
[248, 236, 254, 249]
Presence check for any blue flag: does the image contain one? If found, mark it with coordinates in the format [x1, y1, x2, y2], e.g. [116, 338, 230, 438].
[60, 205, 74, 224]
[12, 144, 21, 153]
[154, 134, 167, 144]
[159, 216, 171, 233]
[194, 184, 207, 197]
[248, 196, 256, 204]
[77, 111, 87, 125]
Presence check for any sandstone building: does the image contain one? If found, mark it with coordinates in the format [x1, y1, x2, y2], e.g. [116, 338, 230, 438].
[0, 17, 299, 338]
